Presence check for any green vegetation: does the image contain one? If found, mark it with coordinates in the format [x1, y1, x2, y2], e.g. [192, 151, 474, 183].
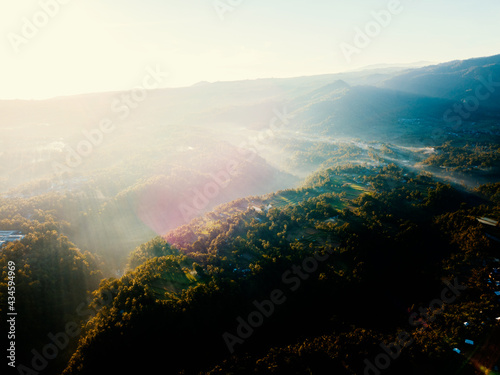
[55, 164, 500, 374]
[0, 219, 102, 374]
[2, 137, 499, 375]
[1, 55, 500, 374]
[423, 143, 500, 174]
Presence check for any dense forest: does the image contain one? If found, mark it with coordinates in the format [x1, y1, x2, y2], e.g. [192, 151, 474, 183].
[3, 163, 491, 374]
[2, 55, 500, 374]
[0, 217, 102, 374]
[2, 129, 500, 375]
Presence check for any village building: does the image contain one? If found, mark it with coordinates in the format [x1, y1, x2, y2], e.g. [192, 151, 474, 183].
[0, 230, 25, 247]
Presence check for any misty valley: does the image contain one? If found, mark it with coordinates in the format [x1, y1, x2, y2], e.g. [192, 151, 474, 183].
[1, 55, 500, 374]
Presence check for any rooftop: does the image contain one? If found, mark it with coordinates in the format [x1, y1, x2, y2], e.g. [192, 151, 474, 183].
[0, 230, 25, 247]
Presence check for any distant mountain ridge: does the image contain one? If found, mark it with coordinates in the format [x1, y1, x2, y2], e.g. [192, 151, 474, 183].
[378, 54, 500, 110]
[1, 53, 500, 191]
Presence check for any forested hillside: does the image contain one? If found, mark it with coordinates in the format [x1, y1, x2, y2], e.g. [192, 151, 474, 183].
[1, 55, 500, 375]
[0, 216, 102, 374]
[60, 164, 500, 374]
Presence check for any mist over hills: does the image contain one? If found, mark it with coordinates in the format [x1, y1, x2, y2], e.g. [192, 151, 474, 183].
[1, 55, 499, 260]
[2, 55, 499, 183]
[378, 54, 500, 111]
[1, 54, 500, 375]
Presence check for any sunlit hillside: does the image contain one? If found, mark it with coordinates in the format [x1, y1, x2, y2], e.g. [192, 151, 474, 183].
[1, 1, 500, 373]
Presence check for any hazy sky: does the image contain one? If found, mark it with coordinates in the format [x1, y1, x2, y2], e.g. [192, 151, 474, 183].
[1, 0, 499, 99]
